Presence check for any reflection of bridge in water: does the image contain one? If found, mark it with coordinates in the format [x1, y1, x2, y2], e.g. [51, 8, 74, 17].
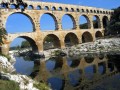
[0, 1, 113, 55]
[31, 54, 119, 90]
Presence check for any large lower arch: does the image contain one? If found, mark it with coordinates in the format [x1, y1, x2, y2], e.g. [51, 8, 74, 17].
[40, 13, 58, 31]
[62, 14, 76, 30]
[6, 12, 35, 33]
[43, 34, 61, 50]
[10, 36, 38, 53]
[95, 31, 103, 38]
[79, 15, 91, 29]
[82, 32, 93, 43]
[64, 33, 79, 46]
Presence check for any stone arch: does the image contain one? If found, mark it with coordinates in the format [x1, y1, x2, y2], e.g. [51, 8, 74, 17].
[19, 4, 25, 9]
[102, 16, 109, 28]
[43, 34, 61, 50]
[92, 15, 101, 29]
[44, 6, 49, 10]
[5, 12, 35, 32]
[36, 5, 41, 10]
[10, 36, 38, 53]
[82, 32, 93, 43]
[10, 4, 17, 9]
[90, 10, 93, 13]
[79, 14, 91, 29]
[62, 14, 76, 30]
[40, 13, 58, 30]
[64, 32, 79, 46]
[81, 9, 84, 12]
[52, 6, 56, 10]
[76, 8, 80, 12]
[95, 31, 103, 38]
[58, 7, 63, 11]
[65, 7, 69, 12]
[86, 9, 89, 13]
[70, 8, 74, 12]
[94, 10, 96, 13]
[28, 5, 34, 9]
[84, 56, 94, 63]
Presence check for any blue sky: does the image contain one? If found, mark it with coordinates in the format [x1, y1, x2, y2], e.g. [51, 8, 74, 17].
[7, 0, 120, 47]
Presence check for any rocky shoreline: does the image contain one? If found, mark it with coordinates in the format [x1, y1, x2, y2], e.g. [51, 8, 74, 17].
[0, 55, 50, 90]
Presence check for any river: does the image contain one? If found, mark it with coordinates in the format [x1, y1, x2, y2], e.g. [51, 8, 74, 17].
[14, 53, 120, 90]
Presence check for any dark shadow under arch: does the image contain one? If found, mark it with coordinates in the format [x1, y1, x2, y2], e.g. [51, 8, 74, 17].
[64, 33, 79, 46]
[43, 34, 61, 50]
[95, 31, 103, 38]
[82, 32, 93, 43]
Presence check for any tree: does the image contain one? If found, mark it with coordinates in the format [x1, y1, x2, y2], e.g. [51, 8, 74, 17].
[107, 7, 120, 35]
[21, 40, 30, 48]
[0, 27, 7, 45]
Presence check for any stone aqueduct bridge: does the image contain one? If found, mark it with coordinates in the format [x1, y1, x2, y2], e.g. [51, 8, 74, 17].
[0, 1, 113, 55]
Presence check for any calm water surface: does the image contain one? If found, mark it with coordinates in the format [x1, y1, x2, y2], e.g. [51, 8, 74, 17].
[14, 53, 120, 90]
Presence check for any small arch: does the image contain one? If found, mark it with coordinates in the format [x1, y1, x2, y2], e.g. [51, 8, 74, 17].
[92, 15, 101, 29]
[90, 10, 93, 13]
[76, 8, 80, 12]
[10, 4, 16, 9]
[94, 10, 96, 13]
[81, 9, 84, 12]
[79, 15, 91, 29]
[64, 33, 79, 46]
[44, 6, 49, 10]
[28, 5, 34, 10]
[19, 4, 25, 9]
[58, 7, 63, 11]
[100, 11, 102, 14]
[103, 11, 105, 14]
[86, 9, 89, 13]
[62, 14, 76, 30]
[97, 10, 99, 13]
[52, 6, 56, 10]
[65, 7, 69, 12]
[70, 8, 74, 12]
[43, 34, 61, 50]
[95, 31, 103, 38]
[36, 5, 41, 10]
[0, 3, 8, 8]
[82, 32, 93, 43]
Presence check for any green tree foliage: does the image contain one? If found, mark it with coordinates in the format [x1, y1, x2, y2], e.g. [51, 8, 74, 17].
[0, 27, 7, 45]
[21, 40, 30, 48]
[107, 7, 120, 35]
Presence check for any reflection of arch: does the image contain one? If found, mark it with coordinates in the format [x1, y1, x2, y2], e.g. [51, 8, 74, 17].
[79, 15, 91, 29]
[6, 12, 35, 32]
[40, 13, 58, 30]
[93, 15, 101, 29]
[67, 59, 80, 68]
[11, 36, 38, 53]
[43, 34, 61, 50]
[82, 32, 93, 43]
[64, 33, 79, 46]
[102, 16, 109, 28]
[98, 62, 106, 75]
[84, 56, 94, 63]
[95, 31, 103, 38]
[62, 14, 76, 30]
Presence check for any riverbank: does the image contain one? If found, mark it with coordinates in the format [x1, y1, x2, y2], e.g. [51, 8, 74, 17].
[0, 55, 50, 90]
[48, 38, 120, 57]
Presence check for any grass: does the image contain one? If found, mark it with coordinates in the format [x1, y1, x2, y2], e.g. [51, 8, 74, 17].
[33, 83, 50, 90]
[0, 80, 20, 90]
